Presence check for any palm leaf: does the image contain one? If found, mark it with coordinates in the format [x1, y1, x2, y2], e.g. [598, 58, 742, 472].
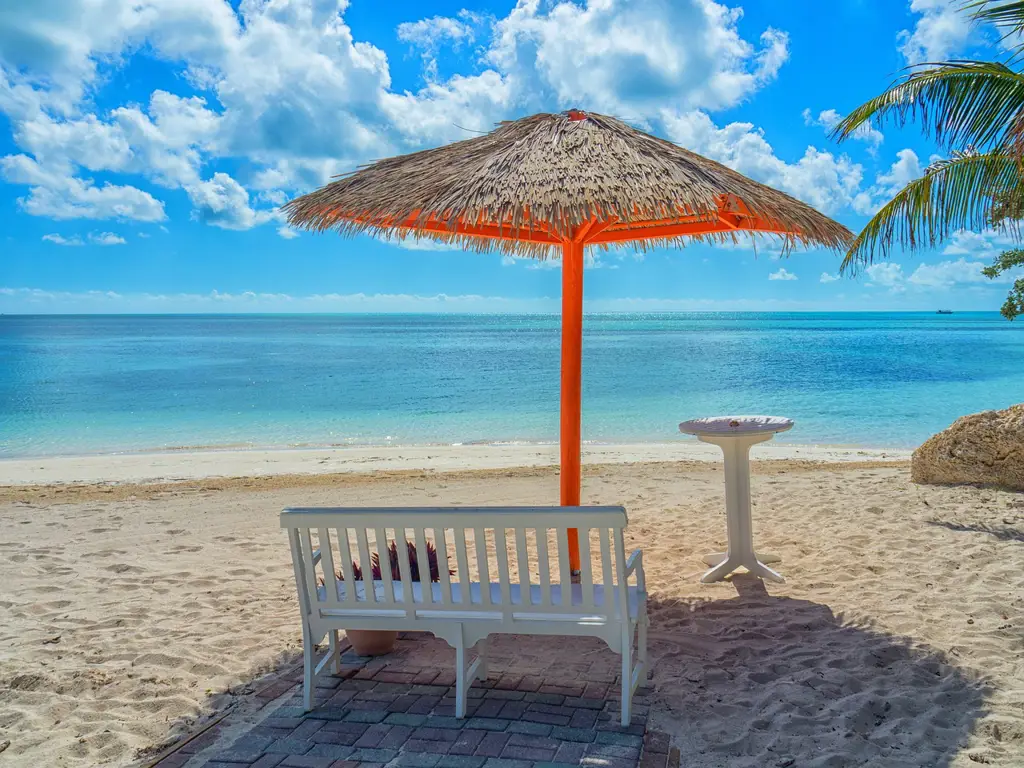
[964, 1, 1024, 43]
[830, 61, 1024, 152]
[842, 151, 1021, 272]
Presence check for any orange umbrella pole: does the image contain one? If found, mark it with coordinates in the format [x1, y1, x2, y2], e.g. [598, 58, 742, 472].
[560, 239, 584, 573]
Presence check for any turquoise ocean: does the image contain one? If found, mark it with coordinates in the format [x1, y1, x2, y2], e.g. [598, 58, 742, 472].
[1, 312, 1021, 459]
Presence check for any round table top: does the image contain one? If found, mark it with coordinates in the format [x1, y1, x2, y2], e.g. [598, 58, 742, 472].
[679, 415, 794, 437]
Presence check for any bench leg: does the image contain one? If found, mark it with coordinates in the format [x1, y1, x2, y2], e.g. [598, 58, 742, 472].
[454, 629, 487, 718]
[454, 630, 470, 718]
[476, 637, 489, 682]
[328, 629, 341, 675]
[620, 624, 633, 727]
[638, 609, 649, 676]
[302, 628, 315, 712]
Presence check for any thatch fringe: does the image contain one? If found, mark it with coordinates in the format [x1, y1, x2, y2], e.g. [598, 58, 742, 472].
[283, 111, 853, 258]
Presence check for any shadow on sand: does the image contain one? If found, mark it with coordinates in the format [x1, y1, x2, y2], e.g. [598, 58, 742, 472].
[647, 575, 992, 767]
[926, 518, 1024, 543]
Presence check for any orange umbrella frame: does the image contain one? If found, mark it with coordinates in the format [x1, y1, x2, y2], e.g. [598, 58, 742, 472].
[284, 110, 852, 573]
[374, 199, 797, 570]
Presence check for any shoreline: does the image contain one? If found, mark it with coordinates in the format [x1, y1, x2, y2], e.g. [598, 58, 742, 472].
[0, 440, 913, 486]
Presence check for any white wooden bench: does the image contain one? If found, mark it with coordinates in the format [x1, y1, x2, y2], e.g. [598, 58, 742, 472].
[281, 506, 649, 725]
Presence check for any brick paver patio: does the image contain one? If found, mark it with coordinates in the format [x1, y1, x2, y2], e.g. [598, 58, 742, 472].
[152, 633, 674, 768]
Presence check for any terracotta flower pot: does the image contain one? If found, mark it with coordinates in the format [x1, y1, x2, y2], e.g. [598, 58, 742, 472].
[346, 629, 398, 656]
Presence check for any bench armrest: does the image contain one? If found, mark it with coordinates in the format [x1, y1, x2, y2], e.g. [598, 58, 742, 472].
[625, 549, 645, 590]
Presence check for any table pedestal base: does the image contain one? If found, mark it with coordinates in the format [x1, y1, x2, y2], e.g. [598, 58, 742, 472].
[680, 417, 794, 586]
[701, 551, 784, 584]
[702, 551, 780, 566]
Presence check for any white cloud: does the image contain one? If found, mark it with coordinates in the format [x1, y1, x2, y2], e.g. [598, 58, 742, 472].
[0, 0, 241, 117]
[277, 226, 299, 240]
[382, 236, 463, 252]
[769, 267, 798, 280]
[488, 0, 788, 115]
[0, 0, 801, 231]
[186, 172, 271, 230]
[89, 231, 126, 245]
[899, 0, 973, 63]
[109, 91, 222, 187]
[865, 262, 906, 290]
[820, 272, 840, 283]
[43, 230, 127, 245]
[942, 229, 1017, 258]
[2, 153, 167, 220]
[662, 109, 865, 214]
[874, 148, 923, 197]
[908, 257, 1010, 287]
[397, 14, 478, 49]
[42, 233, 83, 246]
[802, 107, 883, 152]
[0, 286, 562, 313]
[6, 285, 956, 313]
[397, 11, 481, 80]
[499, 252, 609, 270]
[853, 148, 924, 215]
[860, 252, 1020, 293]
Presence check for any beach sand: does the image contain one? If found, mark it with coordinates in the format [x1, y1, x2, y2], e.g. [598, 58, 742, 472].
[1, 452, 1022, 766]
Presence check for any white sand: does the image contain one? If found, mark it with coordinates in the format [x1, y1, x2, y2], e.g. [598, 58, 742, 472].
[1, 458, 1022, 767]
[0, 441, 911, 485]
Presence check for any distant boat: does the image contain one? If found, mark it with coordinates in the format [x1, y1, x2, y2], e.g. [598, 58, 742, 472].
[936, 309, 954, 314]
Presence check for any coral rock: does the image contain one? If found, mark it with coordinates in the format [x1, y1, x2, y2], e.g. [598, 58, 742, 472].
[912, 404, 1024, 489]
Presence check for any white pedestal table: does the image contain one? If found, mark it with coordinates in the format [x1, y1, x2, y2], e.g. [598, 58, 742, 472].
[678, 415, 794, 584]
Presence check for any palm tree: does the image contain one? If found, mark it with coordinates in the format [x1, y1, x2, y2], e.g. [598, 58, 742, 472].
[831, 0, 1024, 318]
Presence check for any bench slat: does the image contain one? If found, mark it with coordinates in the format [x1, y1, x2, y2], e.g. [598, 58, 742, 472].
[536, 528, 551, 607]
[374, 527, 394, 606]
[414, 527, 432, 602]
[355, 527, 375, 603]
[436, 527, 453, 606]
[514, 528, 530, 605]
[395, 527, 415, 606]
[578, 527, 594, 610]
[494, 527, 511, 608]
[318, 527, 340, 606]
[336, 528, 356, 603]
[600, 527, 613, 612]
[613, 527, 629, 618]
[556, 528, 571, 608]
[453, 528, 470, 605]
[474, 527, 491, 606]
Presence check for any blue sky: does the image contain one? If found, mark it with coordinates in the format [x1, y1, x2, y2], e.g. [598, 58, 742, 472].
[0, 0, 1020, 313]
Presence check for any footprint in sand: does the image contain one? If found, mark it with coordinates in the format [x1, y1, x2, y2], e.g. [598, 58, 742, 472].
[225, 567, 262, 576]
[133, 652, 184, 668]
[105, 563, 145, 574]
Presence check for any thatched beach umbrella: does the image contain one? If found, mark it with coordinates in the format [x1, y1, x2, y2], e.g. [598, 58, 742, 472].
[284, 110, 853, 572]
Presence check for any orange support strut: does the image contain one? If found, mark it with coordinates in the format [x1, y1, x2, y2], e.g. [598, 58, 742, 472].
[560, 239, 584, 572]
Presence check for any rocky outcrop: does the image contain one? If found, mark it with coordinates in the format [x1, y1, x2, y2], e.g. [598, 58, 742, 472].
[912, 404, 1024, 490]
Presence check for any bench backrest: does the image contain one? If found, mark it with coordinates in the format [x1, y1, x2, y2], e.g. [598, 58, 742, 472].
[281, 506, 630, 625]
